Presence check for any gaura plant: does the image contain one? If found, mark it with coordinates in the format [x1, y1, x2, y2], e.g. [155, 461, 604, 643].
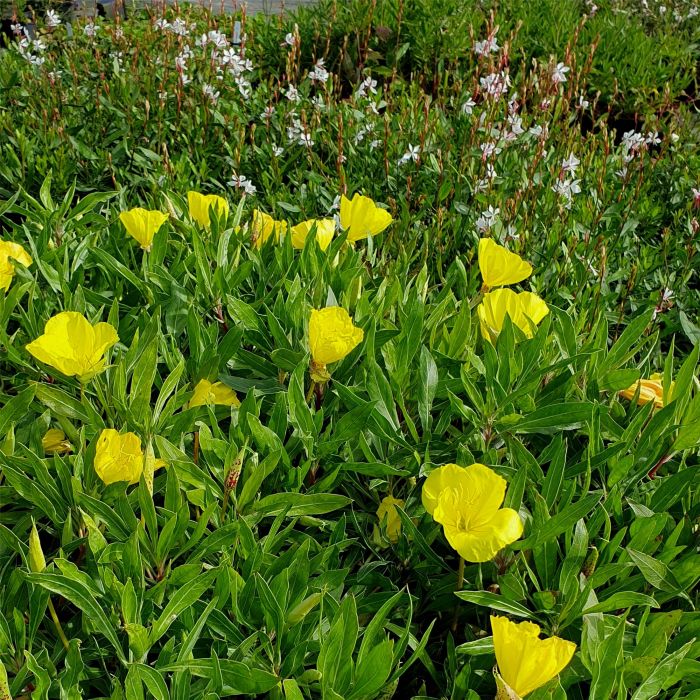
[0, 240, 32, 291]
[422, 463, 523, 562]
[308, 306, 364, 382]
[478, 289, 549, 343]
[491, 616, 576, 698]
[189, 379, 241, 408]
[119, 207, 169, 251]
[26, 311, 119, 383]
[291, 218, 336, 251]
[478, 238, 533, 290]
[339, 193, 393, 242]
[93, 429, 166, 486]
[187, 191, 229, 228]
[251, 209, 288, 248]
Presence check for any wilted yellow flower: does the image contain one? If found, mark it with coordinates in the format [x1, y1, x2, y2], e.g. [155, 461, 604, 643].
[252, 209, 287, 248]
[119, 208, 169, 251]
[376, 495, 405, 543]
[26, 311, 119, 383]
[93, 429, 166, 486]
[422, 463, 523, 562]
[188, 191, 229, 228]
[620, 373, 670, 410]
[478, 238, 532, 290]
[309, 307, 364, 375]
[478, 289, 549, 343]
[339, 193, 393, 243]
[491, 616, 576, 698]
[0, 240, 32, 292]
[291, 219, 336, 251]
[42, 428, 72, 454]
[189, 379, 241, 408]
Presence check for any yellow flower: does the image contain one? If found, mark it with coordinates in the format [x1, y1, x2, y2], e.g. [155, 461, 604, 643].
[252, 209, 287, 248]
[491, 616, 576, 698]
[478, 289, 549, 343]
[26, 311, 119, 383]
[478, 238, 532, 289]
[187, 191, 229, 228]
[189, 379, 241, 408]
[291, 219, 336, 251]
[339, 193, 393, 243]
[309, 307, 364, 373]
[376, 496, 405, 543]
[620, 373, 670, 410]
[42, 428, 72, 454]
[119, 207, 169, 251]
[0, 240, 32, 292]
[422, 463, 523, 562]
[93, 429, 166, 486]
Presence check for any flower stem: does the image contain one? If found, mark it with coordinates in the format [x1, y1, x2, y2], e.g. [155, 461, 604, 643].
[305, 380, 316, 404]
[451, 556, 466, 632]
[47, 597, 70, 651]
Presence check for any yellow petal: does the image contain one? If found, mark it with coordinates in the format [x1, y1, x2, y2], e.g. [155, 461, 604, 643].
[339, 193, 393, 242]
[42, 428, 72, 454]
[620, 376, 665, 409]
[93, 429, 144, 485]
[0, 241, 32, 292]
[252, 209, 287, 248]
[119, 208, 168, 250]
[376, 496, 405, 543]
[421, 463, 466, 516]
[308, 307, 364, 366]
[444, 507, 523, 562]
[491, 616, 576, 697]
[478, 289, 548, 343]
[190, 379, 241, 408]
[291, 219, 336, 251]
[478, 238, 532, 288]
[188, 191, 229, 228]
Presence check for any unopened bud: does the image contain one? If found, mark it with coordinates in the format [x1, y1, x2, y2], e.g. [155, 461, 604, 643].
[29, 520, 46, 573]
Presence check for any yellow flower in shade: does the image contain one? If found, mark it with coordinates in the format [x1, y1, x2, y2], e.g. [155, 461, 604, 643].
[478, 238, 532, 290]
[93, 429, 166, 486]
[339, 193, 393, 243]
[187, 191, 229, 228]
[291, 219, 336, 251]
[42, 428, 72, 454]
[119, 208, 169, 251]
[252, 209, 287, 249]
[189, 379, 241, 408]
[620, 373, 670, 410]
[491, 616, 576, 698]
[478, 289, 549, 343]
[26, 311, 119, 383]
[309, 307, 364, 378]
[376, 496, 405, 543]
[422, 463, 523, 562]
[0, 240, 32, 292]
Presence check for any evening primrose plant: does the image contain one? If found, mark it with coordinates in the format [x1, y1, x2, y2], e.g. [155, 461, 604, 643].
[0, 1, 698, 698]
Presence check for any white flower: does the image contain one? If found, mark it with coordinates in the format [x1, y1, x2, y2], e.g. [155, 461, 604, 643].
[114, 27, 124, 40]
[228, 172, 256, 195]
[158, 90, 168, 100]
[169, 18, 189, 36]
[308, 58, 329, 83]
[355, 75, 378, 99]
[369, 139, 381, 150]
[480, 142, 501, 160]
[399, 144, 420, 165]
[461, 97, 476, 115]
[506, 114, 524, 137]
[285, 32, 296, 46]
[480, 71, 510, 100]
[552, 178, 581, 207]
[45, 10, 61, 27]
[645, 131, 661, 146]
[578, 93, 590, 109]
[692, 188, 700, 206]
[260, 105, 275, 121]
[83, 22, 98, 38]
[272, 144, 284, 157]
[11, 23, 23, 35]
[285, 85, 301, 102]
[202, 83, 220, 104]
[154, 18, 170, 31]
[552, 62, 570, 84]
[299, 132, 314, 148]
[236, 77, 251, 99]
[475, 206, 500, 232]
[474, 36, 499, 56]
[615, 167, 628, 179]
[48, 70, 62, 80]
[561, 153, 580, 174]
